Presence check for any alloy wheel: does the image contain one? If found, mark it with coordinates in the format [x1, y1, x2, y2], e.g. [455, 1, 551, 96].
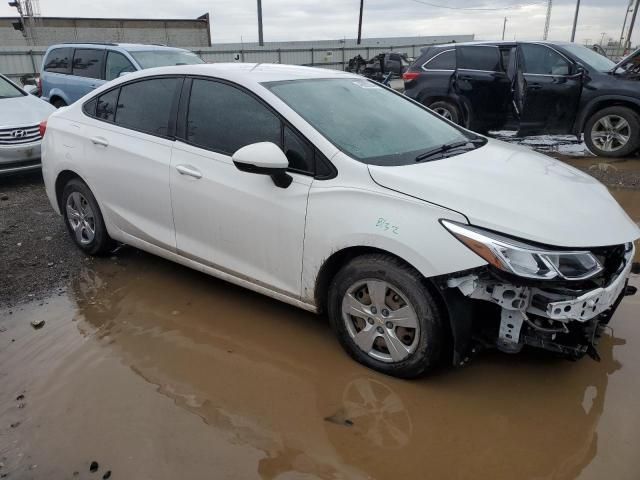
[341, 279, 420, 363]
[432, 106, 453, 120]
[66, 191, 96, 245]
[591, 114, 630, 152]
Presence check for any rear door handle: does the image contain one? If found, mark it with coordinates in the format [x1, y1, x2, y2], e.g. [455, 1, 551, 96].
[90, 136, 109, 147]
[176, 164, 202, 179]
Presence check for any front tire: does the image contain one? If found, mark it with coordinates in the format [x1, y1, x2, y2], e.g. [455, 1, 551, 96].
[584, 106, 640, 157]
[61, 179, 113, 255]
[328, 254, 447, 378]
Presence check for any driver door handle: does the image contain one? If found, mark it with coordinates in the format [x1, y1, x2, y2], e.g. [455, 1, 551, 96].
[176, 164, 202, 179]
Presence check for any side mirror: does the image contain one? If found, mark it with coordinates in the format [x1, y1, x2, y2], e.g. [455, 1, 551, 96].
[118, 71, 133, 78]
[232, 142, 292, 189]
[569, 65, 585, 78]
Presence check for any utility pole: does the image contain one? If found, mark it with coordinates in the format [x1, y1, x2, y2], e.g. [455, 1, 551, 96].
[626, 0, 640, 52]
[570, 0, 581, 42]
[357, 0, 364, 45]
[619, 0, 633, 47]
[543, 0, 552, 40]
[502, 17, 507, 40]
[256, 0, 264, 46]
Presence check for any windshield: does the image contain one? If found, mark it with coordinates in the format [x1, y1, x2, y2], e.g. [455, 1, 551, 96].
[129, 50, 204, 69]
[563, 44, 616, 72]
[0, 76, 25, 99]
[265, 78, 476, 165]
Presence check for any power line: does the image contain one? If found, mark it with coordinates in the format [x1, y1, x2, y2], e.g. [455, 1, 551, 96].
[409, 0, 547, 11]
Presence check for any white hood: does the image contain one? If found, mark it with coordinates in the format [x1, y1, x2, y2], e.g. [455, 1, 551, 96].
[0, 94, 56, 127]
[368, 139, 640, 248]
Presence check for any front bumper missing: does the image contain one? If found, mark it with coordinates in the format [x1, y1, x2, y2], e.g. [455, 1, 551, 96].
[445, 245, 636, 361]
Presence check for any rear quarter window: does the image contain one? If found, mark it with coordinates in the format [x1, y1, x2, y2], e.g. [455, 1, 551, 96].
[423, 50, 456, 70]
[44, 47, 72, 74]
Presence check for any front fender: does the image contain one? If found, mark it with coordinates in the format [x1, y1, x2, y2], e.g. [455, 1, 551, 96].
[574, 94, 640, 134]
[301, 185, 487, 303]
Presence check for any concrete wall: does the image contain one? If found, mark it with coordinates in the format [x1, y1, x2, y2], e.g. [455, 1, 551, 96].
[0, 15, 210, 48]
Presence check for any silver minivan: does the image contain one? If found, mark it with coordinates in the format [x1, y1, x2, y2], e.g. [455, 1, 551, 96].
[40, 43, 204, 107]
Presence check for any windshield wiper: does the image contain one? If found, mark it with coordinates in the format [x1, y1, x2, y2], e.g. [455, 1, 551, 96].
[415, 138, 484, 162]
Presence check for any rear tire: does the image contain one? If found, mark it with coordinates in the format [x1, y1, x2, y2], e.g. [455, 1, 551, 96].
[584, 106, 640, 157]
[51, 97, 67, 108]
[327, 254, 447, 378]
[61, 179, 113, 256]
[428, 101, 461, 125]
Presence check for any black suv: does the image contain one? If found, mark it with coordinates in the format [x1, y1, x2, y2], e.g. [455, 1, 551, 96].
[403, 41, 640, 157]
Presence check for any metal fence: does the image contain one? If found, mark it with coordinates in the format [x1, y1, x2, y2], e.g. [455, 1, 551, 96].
[0, 43, 437, 83]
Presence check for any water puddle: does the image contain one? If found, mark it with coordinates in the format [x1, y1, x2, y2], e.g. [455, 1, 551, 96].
[1, 189, 640, 479]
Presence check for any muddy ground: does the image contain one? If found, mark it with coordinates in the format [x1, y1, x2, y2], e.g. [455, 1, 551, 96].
[1, 147, 640, 479]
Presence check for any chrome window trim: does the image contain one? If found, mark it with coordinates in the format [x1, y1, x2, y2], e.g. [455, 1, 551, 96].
[421, 49, 456, 72]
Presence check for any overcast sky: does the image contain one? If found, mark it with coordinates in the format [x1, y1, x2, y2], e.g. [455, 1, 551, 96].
[1, 0, 637, 45]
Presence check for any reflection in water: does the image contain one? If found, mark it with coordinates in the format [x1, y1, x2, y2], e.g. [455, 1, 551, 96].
[57, 249, 630, 480]
[341, 377, 412, 449]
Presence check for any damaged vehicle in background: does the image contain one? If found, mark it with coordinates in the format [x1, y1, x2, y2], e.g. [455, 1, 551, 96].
[346, 52, 412, 82]
[41, 64, 639, 378]
[403, 41, 640, 157]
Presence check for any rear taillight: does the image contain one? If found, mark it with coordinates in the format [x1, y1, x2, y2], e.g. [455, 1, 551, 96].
[37, 76, 42, 96]
[402, 71, 420, 82]
[39, 120, 47, 138]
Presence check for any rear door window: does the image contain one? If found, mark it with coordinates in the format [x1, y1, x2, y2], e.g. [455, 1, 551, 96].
[105, 51, 136, 81]
[520, 44, 571, 75]
[44, 47, 72, 74]
[72, 49, 104, 79]
[186, 79, 281, 155]
[458, 46, 501, 72]
[423, 50, 456, 70]
[115, 78, 180, 137]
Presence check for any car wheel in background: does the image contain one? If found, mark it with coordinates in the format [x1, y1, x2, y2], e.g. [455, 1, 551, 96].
[427, 101, 460, 125]
[328, 254, 447, 378]
[585, 106, 640, 157]
[51, 97, 67, 108]
[61, 179, 113, 255]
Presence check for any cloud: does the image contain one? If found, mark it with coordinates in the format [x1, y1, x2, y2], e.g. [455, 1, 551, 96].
[0, 0, 636, 46]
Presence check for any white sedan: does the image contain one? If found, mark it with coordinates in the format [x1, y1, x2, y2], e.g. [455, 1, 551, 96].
[0, 73, 56, 175]
[41, 64, 639, 377]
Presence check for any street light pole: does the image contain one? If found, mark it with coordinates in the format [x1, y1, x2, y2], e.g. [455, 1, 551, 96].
[257, 0, 264, 46]
[570, 0, 581, 42]
[357, 0, 364, 45]
[502, 17, 507, 40]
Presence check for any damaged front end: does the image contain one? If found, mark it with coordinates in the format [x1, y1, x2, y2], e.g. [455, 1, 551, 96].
[438, 220, 637, 364]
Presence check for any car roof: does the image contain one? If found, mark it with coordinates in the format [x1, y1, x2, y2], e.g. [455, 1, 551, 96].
[105, 63, 359, 85]
[431, 40, 573, 48]
[46, 43, 190, 52]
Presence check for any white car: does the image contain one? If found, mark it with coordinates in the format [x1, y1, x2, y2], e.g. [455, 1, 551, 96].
[0, 73, 56, 175]
[41, 64, 639, 377]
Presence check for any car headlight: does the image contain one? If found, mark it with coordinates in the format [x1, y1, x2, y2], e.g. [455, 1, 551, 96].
[441, 220, 603, 281]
